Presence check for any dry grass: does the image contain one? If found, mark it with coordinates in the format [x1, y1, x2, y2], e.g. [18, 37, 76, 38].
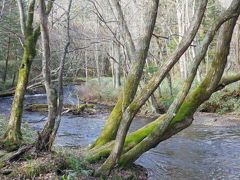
[76, 78, 121, 106]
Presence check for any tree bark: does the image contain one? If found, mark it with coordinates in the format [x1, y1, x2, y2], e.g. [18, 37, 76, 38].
[3, 0, 54, 151]
[84, 0, 240, 169]
[3, 0, 38, 150]
[36, 0, 57, 152]
[90, 0, 157, 148]
[3, 37, 11, 83]
[118, 15, 239, 167]
[94, 0, 160, 175]
[48, 0, 72, 149]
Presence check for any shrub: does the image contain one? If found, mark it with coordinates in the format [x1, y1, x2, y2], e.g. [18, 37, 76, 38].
[75, 77, 121, 106]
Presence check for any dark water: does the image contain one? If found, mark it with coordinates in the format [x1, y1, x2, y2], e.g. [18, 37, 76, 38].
[1, 85, 240, 180]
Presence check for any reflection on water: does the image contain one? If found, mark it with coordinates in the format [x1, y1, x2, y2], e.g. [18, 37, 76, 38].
[1, 87, 240, 180]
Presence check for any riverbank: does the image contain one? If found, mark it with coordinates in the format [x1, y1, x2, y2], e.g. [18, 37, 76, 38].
[1, 85, 240, 179]
[0, 116, 147, 179]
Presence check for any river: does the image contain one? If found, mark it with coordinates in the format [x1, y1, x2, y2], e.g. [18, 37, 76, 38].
[1, 85, 240, 180]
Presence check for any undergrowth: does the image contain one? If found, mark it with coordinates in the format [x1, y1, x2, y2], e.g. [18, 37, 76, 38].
[76, 77, 121, 106]
[0, 116, 36, 145]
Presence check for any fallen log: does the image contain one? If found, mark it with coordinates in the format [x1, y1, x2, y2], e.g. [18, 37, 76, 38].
[25, 104, 96, 115]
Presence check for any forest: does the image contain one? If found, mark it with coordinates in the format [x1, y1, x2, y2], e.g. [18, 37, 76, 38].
[0, 0, 240, 179]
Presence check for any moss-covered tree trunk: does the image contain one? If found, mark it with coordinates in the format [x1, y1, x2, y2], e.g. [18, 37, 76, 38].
[2, 0, 53, 151]
[94, 0, 161, 175]
[3, 0, 38, 150]
[82, 73, 240, 163]
[3, 44, 35, 150]
[118, 14, 239, 167]
[90, 0, 153, 148]
[83, 0, 240, 168]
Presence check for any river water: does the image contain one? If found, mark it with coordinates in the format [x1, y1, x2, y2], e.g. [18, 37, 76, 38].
[1, 86, 240, 180]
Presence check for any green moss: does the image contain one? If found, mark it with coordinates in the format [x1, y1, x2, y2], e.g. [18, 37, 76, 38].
[0, 116, 36, 151]
[123, 117, 162, 151]
[170, 81, 209, 125]
[85, 117, 163, 163]
[83, 141, 114, 162]
[2, 128, 22, 151]
[91, 99, 124, 148]
[25, 104, 48, 111]
[9, 156, 68, 179]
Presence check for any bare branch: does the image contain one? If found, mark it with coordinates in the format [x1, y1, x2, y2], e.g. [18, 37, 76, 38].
[109, 0, 136, 60]
[16, 0, 26, 35]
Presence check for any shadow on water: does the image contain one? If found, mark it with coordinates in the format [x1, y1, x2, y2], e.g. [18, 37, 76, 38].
[1, 85, 240, 180]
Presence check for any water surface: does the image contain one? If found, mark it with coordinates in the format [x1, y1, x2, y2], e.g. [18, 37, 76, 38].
[1, 86, 240, 180]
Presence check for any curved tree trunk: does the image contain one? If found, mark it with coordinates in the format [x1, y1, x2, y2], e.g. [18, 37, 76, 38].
[91, 0, 212, 149]
[91, 0, 155, 148]
[118, 14, 239, 167]
[83, 0, 240, 169]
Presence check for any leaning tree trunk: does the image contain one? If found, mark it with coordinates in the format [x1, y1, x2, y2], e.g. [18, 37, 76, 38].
[83, 17, 239, 166]
[90, 0, 210, 149]
[83, 0, 240, 167]
[94, 0, 160, 175]
[118, 15, 239, 167]
[83, 70, 240, 164]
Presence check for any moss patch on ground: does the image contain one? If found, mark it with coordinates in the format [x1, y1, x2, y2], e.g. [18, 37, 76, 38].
[0, 147, 147, 180]
[0, 116, 37, 147]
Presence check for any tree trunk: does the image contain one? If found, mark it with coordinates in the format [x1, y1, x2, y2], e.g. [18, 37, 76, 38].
[48, 0, 72, 149]
[2, 0, 53, 151]
[3, 34, 38, 151]
[36, 0, 57, 152]
[118, 15, 239, 167]
[94, 0, 160, 175]
[3, 37, 11, 83]
[84, 0, 240, 170]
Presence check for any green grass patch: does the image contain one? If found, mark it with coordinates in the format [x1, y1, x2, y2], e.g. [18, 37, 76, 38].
[0, 116, 37, 145]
